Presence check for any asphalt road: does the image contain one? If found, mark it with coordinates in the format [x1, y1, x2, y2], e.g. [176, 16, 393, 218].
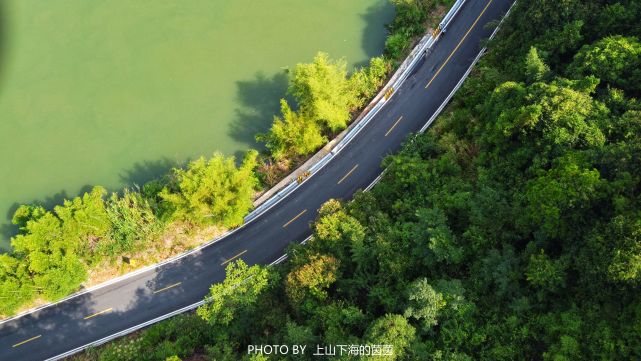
[0, 0, 513, 359]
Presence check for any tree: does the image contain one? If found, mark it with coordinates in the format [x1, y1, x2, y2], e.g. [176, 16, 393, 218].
[197, 260, 269, 326]
[595, 215, 641, 283]
[482, 78, 606, 167]
[257, 99, 326, 160]
[349, 57, 391, 104]
[536, 20, 584, 65]
[310, 302, 366, 345]
[606, 110, 641, 142]
[387, 0, 439, 44]
[100, 189, 162, 259]
[9, 188, 110, 300]
[539, 310, 583, 361]
[471, 246, 522, 301]
[522, 154, 603, 240]
[525, 249, 566, 290]
[410, 207, 464, 267]
[0, 254, 35, 315]
[282, 321, 317, 352]
[54, 186, 111, 256]
[364, 314, 416, 361]
[160, 151, 258, 227]
[33, 253, 87, 300]
[289, 52, 355, 132]
[286, 254, 340, 305]
[569, 35, 641, 93]
[404, 278, 446, 330]
[524, 47, 550, 83]
[385, 32, 412, 60]
[11, 203, 88, 299]
[313, 199, 366, 262]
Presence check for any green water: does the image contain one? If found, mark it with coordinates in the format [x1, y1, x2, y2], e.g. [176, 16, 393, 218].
[0, 1, 394, 249]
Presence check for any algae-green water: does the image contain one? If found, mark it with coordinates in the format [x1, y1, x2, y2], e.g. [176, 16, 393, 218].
[0, 1, 394, 249]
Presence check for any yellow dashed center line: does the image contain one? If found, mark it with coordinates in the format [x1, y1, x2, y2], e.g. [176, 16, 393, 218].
[153, 282, 182, 294]
[425, 0, 494, 89]
[283, 209, 307, 228]
[84, 308, 113, 320]
[337, 164, 359, 185]
[385, 116, 403, 137]
[221, 250, 248, 266]
[12, 335, 41, 348]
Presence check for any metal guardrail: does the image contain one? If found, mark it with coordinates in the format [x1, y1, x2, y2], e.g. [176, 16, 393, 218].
[244, 0, 467, 224]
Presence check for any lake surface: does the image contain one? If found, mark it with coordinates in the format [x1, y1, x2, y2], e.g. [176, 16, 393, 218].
[0, 0, 394, 249]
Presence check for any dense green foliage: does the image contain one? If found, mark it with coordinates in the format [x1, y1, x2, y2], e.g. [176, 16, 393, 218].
[258, 54, 390, 161]
[385, 0, 454, 59]
[288, 53, 356, 133]
[101, 190, 162, 257]
[160, 151, 258, 227]
[84, 1, 641, 360]
[259, 99, 327, 161]
[568, 35, 641, 95]
[0, 152, 258, 316]
[87, 314, 209, 361]
[197, 260, 270, 327]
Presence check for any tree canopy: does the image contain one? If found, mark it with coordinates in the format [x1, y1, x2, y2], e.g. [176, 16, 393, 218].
[160, 151, 258, 227]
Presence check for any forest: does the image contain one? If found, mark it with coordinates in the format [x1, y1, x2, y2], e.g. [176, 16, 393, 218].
[75, 0, 641, 360]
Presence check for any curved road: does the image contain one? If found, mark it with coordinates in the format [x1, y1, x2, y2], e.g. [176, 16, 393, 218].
[0, 0, 512, 359]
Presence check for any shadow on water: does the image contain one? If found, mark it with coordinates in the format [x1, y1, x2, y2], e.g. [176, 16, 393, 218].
[227, 1, 394, 150]
[1, 203, 20, 243]
[228, 71, 289, 149]
[0, 223, 17, 252]
[355, 1, 395, 68]
[118, 158, 179, 187]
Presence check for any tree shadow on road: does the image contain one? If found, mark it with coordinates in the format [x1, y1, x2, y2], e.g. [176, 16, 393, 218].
[1, 245, 217, 358]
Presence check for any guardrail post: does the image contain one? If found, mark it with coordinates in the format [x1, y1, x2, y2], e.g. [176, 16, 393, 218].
[439, 0, 466, 33]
